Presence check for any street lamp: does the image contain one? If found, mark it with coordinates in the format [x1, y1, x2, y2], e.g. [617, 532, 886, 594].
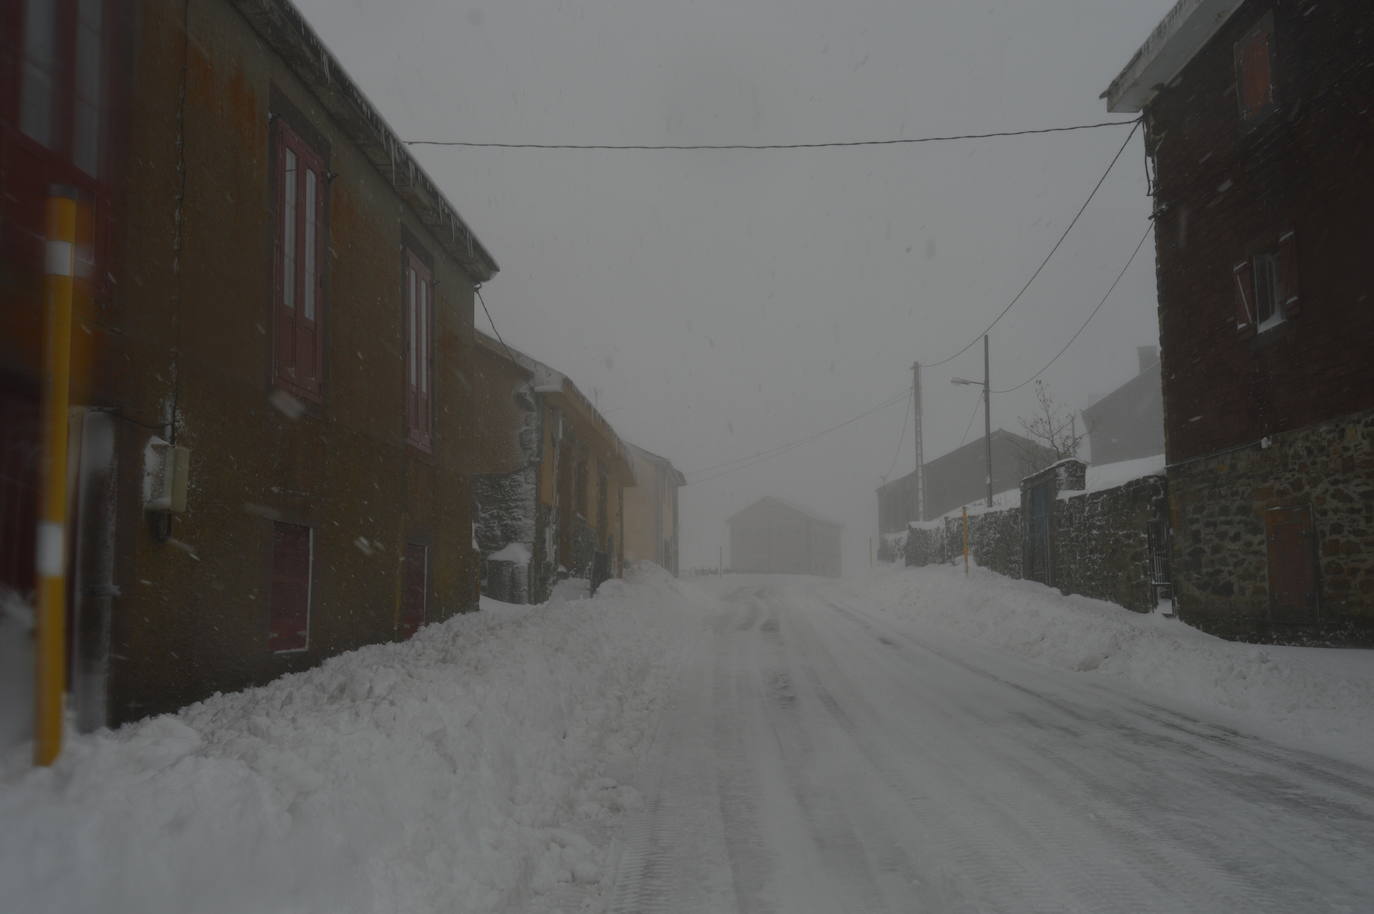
[950, 335, 993, 508]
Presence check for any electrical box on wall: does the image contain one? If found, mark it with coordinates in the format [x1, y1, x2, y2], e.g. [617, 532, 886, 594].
[144, 438, 191, 514]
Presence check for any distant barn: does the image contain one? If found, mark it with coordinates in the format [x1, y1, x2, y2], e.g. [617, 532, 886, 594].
[727, 497, 842, 577]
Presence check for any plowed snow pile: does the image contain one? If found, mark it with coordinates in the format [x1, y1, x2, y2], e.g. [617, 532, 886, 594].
[861, 564, 1374, 765]
[1, 564, 707, 914]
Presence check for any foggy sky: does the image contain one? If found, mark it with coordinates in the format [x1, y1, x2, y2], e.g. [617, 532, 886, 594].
[295, 0, 1177, 573]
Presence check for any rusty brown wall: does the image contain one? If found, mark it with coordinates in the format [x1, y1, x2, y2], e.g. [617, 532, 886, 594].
[103, 0, 482, 722]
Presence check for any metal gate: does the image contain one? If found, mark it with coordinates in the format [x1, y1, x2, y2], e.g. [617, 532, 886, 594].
[1026, 479, 1053, 585]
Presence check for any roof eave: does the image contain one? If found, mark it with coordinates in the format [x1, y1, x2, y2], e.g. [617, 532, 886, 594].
[1102, 0, 1246, 113]
[232, 0, 500, 282]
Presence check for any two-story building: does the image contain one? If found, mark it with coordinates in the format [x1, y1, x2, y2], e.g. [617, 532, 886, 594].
[470, 332, 635, 602]
[3, 0, 499, 733]
[1105, 0, 1374, 642]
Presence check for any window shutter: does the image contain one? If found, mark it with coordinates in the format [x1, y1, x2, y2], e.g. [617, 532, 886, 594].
[1278, 230, 1300, 316]
[1233, 260, 1255, 328]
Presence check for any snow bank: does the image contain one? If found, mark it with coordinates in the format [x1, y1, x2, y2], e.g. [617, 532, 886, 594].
[862, 565, 1374, 766]
[487, 541, 532, 563]
[1, 563, 711, 914]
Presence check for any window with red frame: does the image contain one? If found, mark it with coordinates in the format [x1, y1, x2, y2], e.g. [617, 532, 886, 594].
[404, 250, 434, 449]
[268, 521, 312, 653]
[1234, 18, 1275, 120]
[273, 118, 326, 399]
[6, 0, 108, 176]
[398, 542, 428, 639]
[2, 0, 116, 278]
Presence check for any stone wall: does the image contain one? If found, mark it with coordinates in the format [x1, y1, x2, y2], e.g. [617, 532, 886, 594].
[906, 460, 1165, 615]
[1169, 408, 1374, 644]
[903, 506, 1021, 578]
[1053, 476, 1166, 614]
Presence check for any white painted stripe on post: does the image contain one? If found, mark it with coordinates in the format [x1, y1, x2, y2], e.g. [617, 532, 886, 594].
[36, 522, 65, 577]
[45, 240, 75, 277]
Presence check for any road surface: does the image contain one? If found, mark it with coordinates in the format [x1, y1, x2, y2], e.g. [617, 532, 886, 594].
[602, 575, 1374, 913]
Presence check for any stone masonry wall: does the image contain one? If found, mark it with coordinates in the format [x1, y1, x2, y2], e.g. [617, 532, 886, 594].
[1053, 476, 1166, 614]
[1169, 408, 1374, 644]
[906, 461, 1165, 615]
[904, 506, 1021, 579]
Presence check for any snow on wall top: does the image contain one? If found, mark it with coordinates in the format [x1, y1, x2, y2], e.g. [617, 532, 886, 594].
[908, 454, 1167, 529]
[1102, 0, 1246, 113]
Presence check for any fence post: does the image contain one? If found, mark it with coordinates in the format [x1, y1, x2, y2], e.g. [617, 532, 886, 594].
[962, 507, 970, 577]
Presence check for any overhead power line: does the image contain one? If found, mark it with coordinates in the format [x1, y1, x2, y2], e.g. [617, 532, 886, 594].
[474, 285, 516, 363]
[687, 389, 909, 485]
[991, 221, 1154, 395]
[920, 118, 1142, 369]
[404, 119, 1138, 151]
[957, 392, 983, 448]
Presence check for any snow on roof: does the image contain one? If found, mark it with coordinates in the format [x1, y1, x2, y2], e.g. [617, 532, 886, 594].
[1084, 453, 1166, 492]
[626, 442, 687, 487]
[1102, 0, 1246, 112]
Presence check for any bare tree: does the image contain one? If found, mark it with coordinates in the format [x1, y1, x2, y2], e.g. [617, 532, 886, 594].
[1015, 380, 1087, 474]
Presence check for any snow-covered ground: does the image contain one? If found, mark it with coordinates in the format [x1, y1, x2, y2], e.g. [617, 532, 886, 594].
[1, 565, 709, 914]
[5, 564, 1374, 913]
[862, 563, 1374, 767]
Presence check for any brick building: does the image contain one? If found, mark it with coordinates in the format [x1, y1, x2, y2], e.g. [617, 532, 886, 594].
[3, 0, 499, 730]
[1105, 0, 1374, 642]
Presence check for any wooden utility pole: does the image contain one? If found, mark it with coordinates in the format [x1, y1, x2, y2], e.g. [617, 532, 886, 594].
[911, 362, 924, 523]
[983, 335, 993, 508]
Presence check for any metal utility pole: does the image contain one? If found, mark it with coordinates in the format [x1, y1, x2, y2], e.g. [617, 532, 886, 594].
[983, 335, 993, 508]
[911, 361, 924, 523]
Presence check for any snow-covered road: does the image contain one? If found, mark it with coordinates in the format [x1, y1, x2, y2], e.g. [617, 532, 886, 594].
[605, 575, 1374, 914]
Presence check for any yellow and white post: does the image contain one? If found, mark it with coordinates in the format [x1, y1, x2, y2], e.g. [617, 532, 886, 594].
[35, 187, 77, 766]
[962, 507, 970, 577]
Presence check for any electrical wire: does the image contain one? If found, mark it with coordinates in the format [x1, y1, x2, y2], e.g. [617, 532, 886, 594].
[474, 285, 517, 364]
[920, 118, 1142, 369]
[991, 221, 1154, 395]
[957, 393, 983, 448]
[686, 388, 909, 484]
[404, 119, 1138, 151]
[881, 390, 913, 483]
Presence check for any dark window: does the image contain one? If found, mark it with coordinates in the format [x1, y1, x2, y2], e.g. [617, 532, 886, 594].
[574, 446, 589, 518]
[273, 118, 326, 399]
[1252, 250, 1280, 330]
[1233, 229, 1298, 332]
[404, 250, 433, 450]
[1234, 17, 1275, 121]
[1266, 507, 1317, 623]
[9, 0, 106, 176]
[399, 542, 428, 639]
[269, 521, 312, 652]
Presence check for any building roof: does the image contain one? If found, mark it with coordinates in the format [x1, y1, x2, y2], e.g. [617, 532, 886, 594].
[1081, 359, 1165, 463]
[1102, 0, 1246, 112]
[626, 442, 687, 487]
[473, 332, 636, 485]
[875, 428, 1051, 498]
[233, 0, 499, 281]
[726, 496, 843, 530]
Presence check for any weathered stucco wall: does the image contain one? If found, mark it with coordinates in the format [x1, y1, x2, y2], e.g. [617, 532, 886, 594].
[103, 0, 484, 723]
